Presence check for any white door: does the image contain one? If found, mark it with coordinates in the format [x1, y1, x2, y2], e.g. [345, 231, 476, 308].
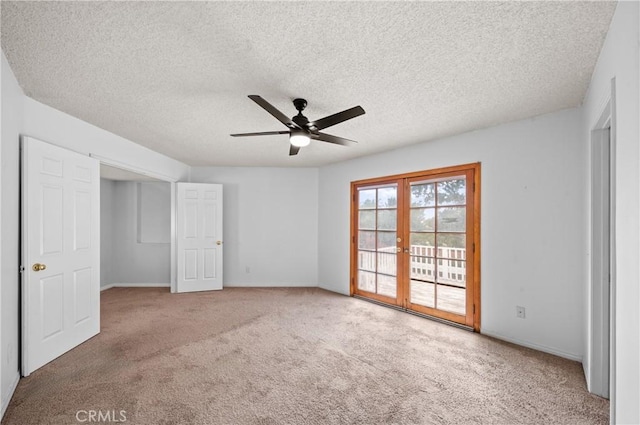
[176, 183, 223, 293]
[21, 137, 100, 376]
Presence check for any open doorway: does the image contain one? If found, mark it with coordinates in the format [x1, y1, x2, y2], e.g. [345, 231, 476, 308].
[20, 137, 180, 376]
[99, 164, 171, 291]
[588, 87, 615, 403]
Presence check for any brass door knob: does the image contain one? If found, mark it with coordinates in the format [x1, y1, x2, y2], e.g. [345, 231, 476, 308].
[216, 241, 223, 245]
[32, 263, 47, 272]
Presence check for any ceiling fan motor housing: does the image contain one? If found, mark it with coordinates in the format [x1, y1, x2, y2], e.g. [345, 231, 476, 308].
[292, 114, 309, 127]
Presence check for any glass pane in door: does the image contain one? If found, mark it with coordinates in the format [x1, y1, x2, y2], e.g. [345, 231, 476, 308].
[409, 177, 466, 315]
[356, 184, 398, 298]
[409, 232, 435, 308]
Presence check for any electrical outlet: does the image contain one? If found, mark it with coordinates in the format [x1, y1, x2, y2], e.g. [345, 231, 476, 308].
[516, 306, 526, 319]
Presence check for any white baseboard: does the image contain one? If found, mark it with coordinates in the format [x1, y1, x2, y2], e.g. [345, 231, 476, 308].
[101, 283, 170, 291]
[1, 372, 20, 420]
[482, 329, 582, 362]
[223, 282, 317, 288]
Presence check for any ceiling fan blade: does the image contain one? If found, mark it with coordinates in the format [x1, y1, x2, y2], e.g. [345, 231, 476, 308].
[230, 131, 289, 137]
[311, 132, 358, 146]
[309, 106, 365, 131]
[289, 144, 301, 156]
[248, 95, 301, 130]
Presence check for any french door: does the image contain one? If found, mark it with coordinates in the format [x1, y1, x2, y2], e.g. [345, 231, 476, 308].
[351, 163, 480, 330]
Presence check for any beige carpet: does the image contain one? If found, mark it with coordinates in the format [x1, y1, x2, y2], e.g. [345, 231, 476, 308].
[3, 287, 608, 424]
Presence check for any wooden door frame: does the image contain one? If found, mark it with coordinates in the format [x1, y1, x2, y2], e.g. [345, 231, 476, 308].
[350, 177, 403, 306]
[350, 162, 481, 332]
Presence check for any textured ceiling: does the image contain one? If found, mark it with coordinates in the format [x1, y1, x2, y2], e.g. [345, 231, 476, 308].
[2, 1, 616, 167]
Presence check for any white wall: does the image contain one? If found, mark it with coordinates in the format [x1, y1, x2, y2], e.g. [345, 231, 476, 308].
[319, 107, 586, 361]
[0, 52, 22, 417]
[109, 181, 171, 285]
[101, 180, 171, 287]
[22, 98, 189, 183]
[138, 182, 171, 244]
[583, 2, 640, 423]
[0, 52, 3, 419]
[190, 167, 319, 287]
[100, 179, 116, 286]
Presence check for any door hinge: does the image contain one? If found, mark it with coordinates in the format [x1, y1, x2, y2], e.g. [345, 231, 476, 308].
[352, 236, 355, 244]
[473, 182, 476, 192]
[19, 265, 25, 273]
[473, 242, 476, 253]
[473, 304, 476, 314]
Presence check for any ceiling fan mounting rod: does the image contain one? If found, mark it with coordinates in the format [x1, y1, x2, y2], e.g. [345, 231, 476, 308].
[292, 98, 310, 127]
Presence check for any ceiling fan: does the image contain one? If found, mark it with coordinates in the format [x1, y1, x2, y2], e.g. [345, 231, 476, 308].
[231, 95, 365, 156]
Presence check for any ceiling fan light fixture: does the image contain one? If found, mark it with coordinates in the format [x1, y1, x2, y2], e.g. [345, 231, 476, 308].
[290, 131, 310, 147]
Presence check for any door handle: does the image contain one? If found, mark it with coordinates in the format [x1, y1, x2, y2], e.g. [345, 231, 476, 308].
[216, 241, 223, 245]
[32, 263, 47, 272]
